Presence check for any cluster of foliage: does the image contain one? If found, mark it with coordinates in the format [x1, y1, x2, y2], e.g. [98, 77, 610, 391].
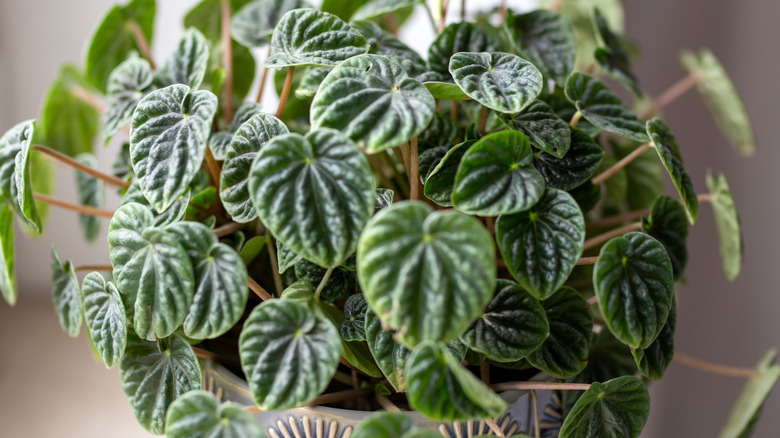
[1, 0, 778, 437]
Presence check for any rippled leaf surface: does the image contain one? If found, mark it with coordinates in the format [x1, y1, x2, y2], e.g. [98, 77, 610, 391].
[365, 308, 412, 392]
[81, 272, 127, 368]
[428, 22, 511, 81]
[102, 55, 153, 143]
[559, 376, 649, 438]
[641, 195, 688, 280]
[532, 128, 603, 191]
[340, 293, 368, 341]
[11, 123, 41, 232]
[632, 302, 675, 380]
[0, 121, 31, 204]
[165, 390, 267, 438]
[352, 20, 426, 77]
[231, 0, 309, 48]
[50, 248, 82, 338]
[510, 9, 576, 86]
[706, 172, 743, 281]
[208, 101, 263, 160]
[156, 28, 210, 90]
[498, 101, 571, 157]
[646, 118, 698, 224]
[75, 153, 103, 242]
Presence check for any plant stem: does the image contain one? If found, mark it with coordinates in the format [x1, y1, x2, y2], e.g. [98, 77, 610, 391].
[479, 105, 489, 134]
[582, 222, 642, 251]
[491, 382, 591, 392]
[220, 0, 234, 124]
[128, 20, 156, 70]
[265, 236, 284, 296]
[531, 389, 541, 438]
[384, 12, 399, 37]
[33, 193, 115, 218]
[674, 351, 759, 378]
[409, 137, 420, 201]
[576, 256, 599, 265]
[396, 145, 411, 176]
[461, 0, 466, 20]
[548, 0, 563, 13]
[74, 264, 113, 272]
[33, 145, 131, 189]
[276, 66, 295, 119]
[698, 193, 714, 203]
[381, 150, 410, 199]
[591, 143, 652, 186]
[213, 221, 243, 237]
[255, 46, 272, 103]
[450, 100, 459, 123]
[376, 394, 401, 412]
[485, 419, 506, 438]
[314, 266, 335, 300]
[192, 346, 241, 367]
[586, 296, 598, 306]
[480, 362, 490, 384]
[485, 216, 494, 235]
[204, 147, 222, 187]
[587, 208, 651, 230]
[247, 276, 273, 301]
[569, 110, 582, 127]
[640, 72, 701, 120]
[70, 86, 106, 113]
[438, 0, 451, 33]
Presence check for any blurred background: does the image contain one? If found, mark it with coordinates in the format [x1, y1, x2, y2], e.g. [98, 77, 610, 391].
[0, 0, 778, 436]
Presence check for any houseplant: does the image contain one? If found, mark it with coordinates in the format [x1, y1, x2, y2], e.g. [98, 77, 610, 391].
[1, 0, 777, 436]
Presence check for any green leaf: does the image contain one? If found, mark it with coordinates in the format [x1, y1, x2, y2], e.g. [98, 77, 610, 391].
[240, 236, 267, 264]
[220, 113, 289, 223]
[613, 139, 664, 210]
[239, 299, 341, 410]
[641, 195, 689, 280]
[0, 120, 33, 203]
[276, 240, 301, 274]
[526, 287, 592, 379]
[165, 390, 267, 438]
[632, 302, 675, 380]
[340, 293, 368, 341]
[719, 349, 780, 438]
[295, 67, 331, 99]
[405, 342, 507, 420]
[706, 172, 743, 281]
[418, 112, 458, 151]
[374, 187, 395, 211]
[75, 153, 103, 242]
[423, 140, 472, 207]
[248, 129, 375, 268]
[208, 40, 257, 101]
[681, 49, 755, 156]
[597, 153, 628, 213]
[102, 54, 154, 143]
[310, 54, 435, 153]
[185, 0, 253, 42]
[574, 329, 637, 385]
[208, 101, 263, 160]
[498, 101, 571, 158]
[263, 9, 369, 68]
[320, 0, 369, 21]
[81, 272, 127, 368]
[164, 221, 218, 261]
[352, 0, 421, 21]
[570, 181, 601, 214]
[357, 201, 495, 347]
[120, 332, 202, 434]
[428, 22, 512, 82]
[156, 28, 210, 90]
[120, 184, 190, 227]
[231, 0, 309, 48]
[496, 188, 585, 299]
[594, 232, 674, 349]
[418, 146, 448, 183]
[40, 65, 100, 157]
[646, 118, 698, 224]
[509, 9, 576, 86]
[559, 376, 649, 438]
[0, 205, 15, 306]
[295, 259, 356, 302]
[423, 81, 471, 100]
[11, 123, 42, 232]
[85, 0, 155, 92]
[351, 411, 414, 438]
[50, 247, 82, 338]
[532, 128, 603, 191]
[451, 130, 545, 216]
[449, 52, 543, 114]
[351, 20, 427, 78]
[130, 84, 218, 212]
[564, 72, 647, 142]
[365, 308, 412, 392]
[593, 9, 640, 95]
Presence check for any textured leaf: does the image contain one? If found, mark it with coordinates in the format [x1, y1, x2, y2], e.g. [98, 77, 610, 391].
[532, 128, 603, 191]
[352, 20, 427, 78]
[340, 293, 368, 341]
[498, 100, 571, 158]
[50, 248, 82, 338]
[646, 118, 698, 223]
[41, 65, 99, 157]
[276, 240, 301, 274]
[351, 411, 415, 438]
[510, 9, 576, 86]
[417, 112, 458, 151]
[164, 221, 218, 262]
[594, 232, 674, 349]
[231, 0, 309, 48]
[102, 54, 154, 143]
[295, 259, 356, 302]
[165, 390, 267, 438]
[156, 28, 210, 90]
[120, 333, 202, 434]
[220, 113, 288, 223]
[593, 9, 639, 95]
[120, 183, 190, 228]
[706, 172, 743, 281]
[74, 153, 103, 242]
[208, 101, 263, 160]
[0, 121, 33, 204]
[405, 342, 507, 420]
[451, 131, 545, 216]
[423, 140, 472, 207]
[365, 308, 412, 392]
[310, 54, 435, 153]
[418, 146, 448, 183]
[559, 376, 649, 438]
[641, 195, 688, 280]
[0, 205, 15, 306]
[428, 22, 511, 81]
[526, 287, 592, 379]
[374, 188, 395, 211]
[81, 272, 127, 368]
[564, 72, 647, 142]
[263, 9, 369, 68]
[357, 201, 495, 347]
[11, 124, 41, 232]
[449, 52, 543, 114]
[423, 81, 470, 100]
[681, 49, 755, 156]
[130, 84, 218, 212]
[239, 299, 341, 410]
[719, 349, 780, 438]
[352, 0, 421, 21]
[248, 129, 374, 267]
[632, 302, 675, 380]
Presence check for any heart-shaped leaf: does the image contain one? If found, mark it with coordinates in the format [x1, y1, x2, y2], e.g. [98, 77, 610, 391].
[220, 113, 288, 223]
[352, 21, 427, 78]
[641, 195, 688, 280]
[526, 287, 592, 379]
[428, 22, 511, 82]
[263, 9, 369, 68]
[340, 293, 368, 341]
[231, 0, 309, 48]
[102, 54, 154, 143]
[496, 188, 585, 299]
[156, 28, 210, 90]
[509, 9, 576, 86]
[559, 376, 650, 438]
[720, 349, 780, 438]
[449, 52, 543, 114]
[405, 342, 507, 420]
[239, 299, 341, 410]
[165, 390, 267, 438]
[0, 121, 33, 204]
[593, 9, 640, 95]
[351, 411, 415, 438]
[532, 128, 603, 191]
[632, 302, 675, 380]
[498, 101, 571, 158]
[365, 307, 412, 392]
[352, 0, 421, 21]
[681, 49, 755, 156]
[706, 172, 743, 281]
[11, 123, 41, 232]
[120, 332, 202, 434]
[460, 279, 548, 362]
[50, 248, 82, 338]
[452, 131, 545, 216]
[249, 129, 375, 268]
[594, 232, 674, 349]
[423, 140, 472, 206]
[163, 221, 218, 261]
[310, 54, 435, 153]
[81, 272, 127, 368]
[130, 84, 218, 213]
[646, 118, 698, 224]
[357, 201, 495, 347]
[564, 72, 647, 142]
[208, 101, 263, 160]
[75, 153, 103, 242]
[0, 205, 15, 306]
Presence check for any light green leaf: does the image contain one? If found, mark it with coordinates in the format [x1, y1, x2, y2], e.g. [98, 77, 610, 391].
[549, 0, 624, 69]
[509, 9, 576, 86]
[11, 123, 42, 232]
[75, 153, 103, 242]
[428, 22, 511, 82]
[165, 390, 267, 438]
[0, 120, 33, 203]
[295, 67, 331, 99]
[646, 118, 698, 224]
[239, 299, 341, 410]
[357, 201, 495, 347]
[41, 65, 99, 157]
[451, 131, 545, 216]
[263, 9, 369, 68]
[423, 81, 470, 100]
[706, 172, 743, 281]
[207, 40, 257, 101]
[632, 302, 675, 380]
[593, 9, 640, 95]
[240, 236, 267, 264]
[719, 349, 780, 438]
[612, 139, 664, 210]
[365, 308, 412, 392]
[340, 293, 368, 341]
[405, 342, 507, 420]
[120, 332, 202, 434]
[81, 272, 127, 368]
[248, 129, 375, 268]
[532, 128, 603, 191]
[156, 28, 210, 90]
[231, 0, 309, 48]
[310, 54, 435, 153]
[351, 411, 414, 438]
[351, 20, 427, 78]
[641, 195, 688, 280]
[50, 247, 82, 338]
[594, 232, 674, 349]
[276, 240, 301, 274]
[208, 101, 263, 160]
[423, 140, 472, 207]
[0, 205, 15, 306]
[498, 101, 571, 158]
[102, 54, 154, 143]
[130, 84, 218, 212]
[320, 0, 369, 21]
[352, 0, 421, 21]
[185, 0, 253, 42]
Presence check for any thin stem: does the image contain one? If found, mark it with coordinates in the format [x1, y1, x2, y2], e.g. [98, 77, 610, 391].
[499, 0, 508, 24]
[438, 0, 451, 33]
[491, 382, 591, 392]
[221, 0, 234, 124]
[450, 100, 459, 124]
[460, 0, 466, 20]
[367, 153, 398, 195]
[480, 362, 490, 384]
[246, 388, 375, 413]
[384, 12, 399, 37]
[569, 111, 583, 127]
[247, 276, 273, 301]
[409, 137, 420, 201]
[576, 256, 599, 265]
[376, 394, 401, 412]
[479, 105, 489, 134]
[531, 389, 541, 438]
[33, 145, 131, 189]
[640, 72, 701, 119]
[265, 236, 284, 296]
[33, 193, 115, 218]
[192, 347, 241, 367]
[674, 352, 759, 378]
[396, 145, 411, 176]
[314, 266, 335, 300]
[255, 46, 272, 103]
[70, 86, 106, 113]
[587, 208, 651, 230]
[485, 216, 494, 236]
[276, 66, 296, 119]
[381, 150, 410, 199]
[698, 193, 714, 203]
[587, 296, 598, 306]
[128, 20, 156, 69]
[204, 147, 222, 188]
[582, 222, 642, 251]
[591, 143, 652, 185]
[485, 419, 506, 438]
[74, 264, 113, 272]
[213, 222, 243, 237]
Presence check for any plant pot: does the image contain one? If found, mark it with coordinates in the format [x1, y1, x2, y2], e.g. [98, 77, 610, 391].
[202, 360, 561, 437]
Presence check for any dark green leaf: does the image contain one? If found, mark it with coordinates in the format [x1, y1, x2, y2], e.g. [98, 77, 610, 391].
[498, 100, 571, 158]
[320, 0, 369, 21]
[593, 9, 640, 95]
[208, 101, 263, 160]
[352, 20, 427, 78]
[352, 0, 421, 21]
[596, 154, 627, 214]
[428, 22, 511, 82]
[113, 143, 133, 181]
[417, 112, 458, 151]
[552, 0, 625, 70]
[646, 118, 698, 224]
[11, 123, 42, 232]
[340, 293, 368, 341]
[364, 308, 412, 391]
[50, 247, 82, 338]
[165, 390, 267, 438]
[231, 0, 309, 48]
[641, 195, 688, 280]
[559, 376, 649, 438]
[295, 259, 356, 302]
[0, 205, 15, 306]
[81, 272, 127, 368]
[570, 181, 601, 214]
[418, 146, 448, 183]
[351, 411, 414, 438]
[75, 153, 103, 242]
[532, 128, 603, 191]
[706, 172, 743, 281]
[633, 302, 676, 380]
[41, 65, 99, 157]
[156, 28, 210, 90]
[423, 81, 470, 100]
[102, 54, 154, 143]
[510, 9, 576, 86]
[423, 140, 473, 206]
[720, 349, 780, 438]
[574, 329, 637, 385]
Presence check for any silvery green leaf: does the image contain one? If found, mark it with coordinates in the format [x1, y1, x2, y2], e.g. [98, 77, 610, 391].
[164, 221, 218, 262]
[50, 247, 82, 338]
[102, 54, 154, 143]
[165, 390, 267, 438]
[0, 205, 15, 306]
[374, 187, 395, 211]
[75, 153, 103, 242]
[276, 239, 301, 274]
[532, 128, 604, 191]
[719, 349, 780, 438]
[81, 272, 127, 368]
[351, 20, 426, 77]
[156, 28, 210, 90]
[352, 0, 421, 21]
[231, 0, 309, 48]
[706, 172, 743, 281]
[510, 9, 576, 86]
[428, 22, 512, 82]
[208, 101, 263, 160]
[340, 293, 368, 341]
[646, 118, 698, 224]
[498, 100, 571, 158]
[559, 376, 649, 438]
[120, 183, 190, 228]
[11, 122, 41, 232]
[0, 120, 33, 202]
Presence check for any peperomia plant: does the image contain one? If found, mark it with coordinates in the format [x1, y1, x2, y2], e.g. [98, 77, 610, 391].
[2, 0, 777, 437]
